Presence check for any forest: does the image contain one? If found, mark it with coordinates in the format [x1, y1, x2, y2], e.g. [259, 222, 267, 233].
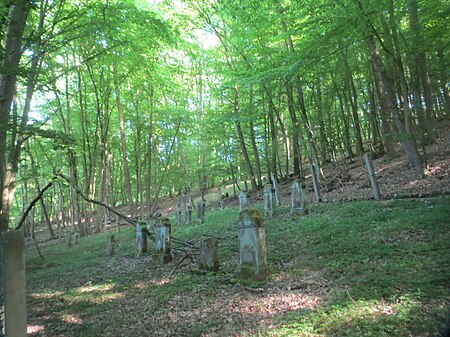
[0, 0, 448, 234]
[0, 0, 449, 336]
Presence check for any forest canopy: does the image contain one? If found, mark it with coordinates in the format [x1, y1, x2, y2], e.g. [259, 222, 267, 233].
[0, 0, 448, 232]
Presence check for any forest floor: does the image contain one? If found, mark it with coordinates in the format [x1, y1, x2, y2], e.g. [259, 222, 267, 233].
[26, 196, 450, 337]
[25, 129, 450, 337]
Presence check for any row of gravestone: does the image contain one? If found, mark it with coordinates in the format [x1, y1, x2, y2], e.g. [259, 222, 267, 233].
[173, 199, 206, 225]
[239, 179, 308, 216]
[172, 179, 308, 228]
[125, 208, 273, 281]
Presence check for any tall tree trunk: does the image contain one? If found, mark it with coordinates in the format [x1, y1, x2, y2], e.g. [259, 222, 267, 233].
[367, 34, 426, 178]
[0, 3, 30, 231]
[285, 80, 302, 177]
[248, 86, 263, 188]
[408, 0, 436, 144]
[115, 80, 134, 212]
[234, 84, 257, 191]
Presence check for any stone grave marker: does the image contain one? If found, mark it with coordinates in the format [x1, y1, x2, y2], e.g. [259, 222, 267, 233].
[363, 152, 381, 200]
[291, 179, 306, 213]
[0, 231, 27, 337]
[197, 200, 206, 223]
[239, 191, 248, 211]
[237, 209, 268, 280]
[198, 237, 219, 272]
[184, 206, 192, 225]
[174, 205, 182, 225]
[136, 223, 147, 256]
[155, 217, 172, 264]
[263, 184, 275, 217]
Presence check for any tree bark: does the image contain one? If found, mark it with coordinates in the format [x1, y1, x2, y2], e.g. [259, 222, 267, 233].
[234, 84, 257, 191]
[0, 3, 30, 231]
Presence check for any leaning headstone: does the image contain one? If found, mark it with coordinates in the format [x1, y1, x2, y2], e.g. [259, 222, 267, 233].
[237, 209, 268, 280]
[155, 217, 172, 264]
[0, 231, 27, 337]
[363, 152, 381, 200]
[239, 191, 248, 211]
[271, 173, 281, 206]
[291, 179, 306, 213]
[197, 200, 206, 223]
[198, 237, 219, 272]
[263, 184, 275, 217]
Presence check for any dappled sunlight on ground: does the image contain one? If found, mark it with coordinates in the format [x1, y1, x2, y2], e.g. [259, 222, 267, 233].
[27, 325, 45, 334]
[76, 283, 115, 293]
[61, 314, 83, 324]
[133, 277, 171, 289]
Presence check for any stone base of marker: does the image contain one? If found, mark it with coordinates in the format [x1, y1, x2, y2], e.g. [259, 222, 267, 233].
[198, 237, 219, 272]
[0, 231, 27, 337]
[155, 217, 172, 264]
[238, 209, 268, 281]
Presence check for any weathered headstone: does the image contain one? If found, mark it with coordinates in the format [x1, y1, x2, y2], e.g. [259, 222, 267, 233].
[237, 209, 268, 280]
[197, 200, 206, 223]
[217, 188, 224, 209]
[106, 234, 115, 256]
[263, 184, 275, 217]
[239, 191, 248, 211]
[310, 163, 322, 203]
[0, 231, 27, 337]
[174, 205, 182, 225]
[271, 173, 281, 206]
[183, 206, 192, 225]
[155, 217, 172, 264]
[136, 223, 147, 256]
[291, 179, 306, 213]
[198, 237, 219, 272]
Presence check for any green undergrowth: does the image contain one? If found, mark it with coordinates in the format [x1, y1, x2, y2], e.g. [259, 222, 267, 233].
[26, 196, 450, 336]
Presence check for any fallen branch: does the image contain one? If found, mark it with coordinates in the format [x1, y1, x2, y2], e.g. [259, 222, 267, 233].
[168, 253, 191, 278]
[56, 171, 136, 226]
[15, 179, 55, 230]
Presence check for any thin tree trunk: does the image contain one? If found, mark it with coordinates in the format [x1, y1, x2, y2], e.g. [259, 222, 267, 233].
[234, 84, 257, 191]
[115, 80, 134, 210]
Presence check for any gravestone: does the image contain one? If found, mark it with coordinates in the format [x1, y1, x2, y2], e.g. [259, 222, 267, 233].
[106, 234, 115, 256]
[363, 153, 381, 200]
[136, 223, 147, 256]
[310, 163, 322, 203]
[198, 237, 219, 272]
[271, 173, 281, 206]
[174, 206, 182, 225]
[238, 209, 268, 280]
[239, 191, 248, 211]
[0, 231, 27, 337]
[263, 184, 275, 217]
[197, 200, 206, 223]
[291, 179, 306, 213]
[217, 188, 224, 209]
[155, 217, 172, 264]
[184, 206, 192, 225]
